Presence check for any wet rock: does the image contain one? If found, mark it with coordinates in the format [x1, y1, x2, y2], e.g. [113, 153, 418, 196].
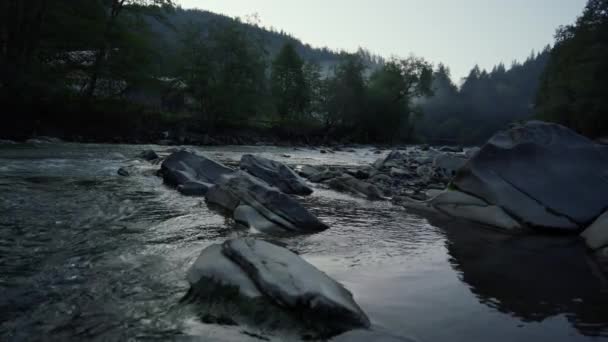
[206, 171, 328, 233]
[240, 154, 312, 196]
[178, 180, 212, 196]
[139, 149, 159, 161]
[429, 190, 523, 231]
[433, 154, 467, 179]
[187, 244, 262, 299]
[345, 168, 370, 180]
[416, 165, 435, 181]
[309, 170, 343, 183]
[390, 167, 410, 178]
[581, 211, 608, 250]
[326, 174, 384, 200]
[298, 165, 325, 179]
[160, 150, 233, 187]
[378, 151, 407, 169]
[320, 149, 328, 154]
[370, 173, 392, 184]
[222, 238, 370, 334]
[453, 121, 608, 232]
[233, 205, 285, 234]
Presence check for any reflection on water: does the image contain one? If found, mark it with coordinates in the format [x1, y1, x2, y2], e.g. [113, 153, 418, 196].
[0, 143, 607, 341]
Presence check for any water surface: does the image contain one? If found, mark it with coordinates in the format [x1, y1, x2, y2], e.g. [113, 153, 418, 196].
[1, 143, 607, 341]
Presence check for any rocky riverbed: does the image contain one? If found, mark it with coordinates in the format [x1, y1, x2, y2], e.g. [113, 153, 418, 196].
[1, 124, 608, 341]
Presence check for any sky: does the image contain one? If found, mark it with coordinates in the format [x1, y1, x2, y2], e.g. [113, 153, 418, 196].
[176, 0, 587, 80]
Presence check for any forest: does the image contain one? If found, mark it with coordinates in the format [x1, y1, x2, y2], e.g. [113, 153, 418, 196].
[0, 0, 606, 144]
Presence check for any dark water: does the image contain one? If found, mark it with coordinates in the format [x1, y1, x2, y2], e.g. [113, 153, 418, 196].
[1, 143, 607, 341]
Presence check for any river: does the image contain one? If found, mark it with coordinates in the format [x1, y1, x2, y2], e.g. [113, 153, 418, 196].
[1, 142, 607, 341]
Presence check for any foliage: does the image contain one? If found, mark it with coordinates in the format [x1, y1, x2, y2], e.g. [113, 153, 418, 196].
[536, 0, 608, 137]
[417, 50, 551, 144]
[271, 43, 308, 120]
[180, 19, 268, 129]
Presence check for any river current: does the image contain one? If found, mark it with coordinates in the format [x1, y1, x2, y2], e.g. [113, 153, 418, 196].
[1, 143, 607, 341]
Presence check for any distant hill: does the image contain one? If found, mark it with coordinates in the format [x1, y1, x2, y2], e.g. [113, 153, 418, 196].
[144, 7, 384, 76]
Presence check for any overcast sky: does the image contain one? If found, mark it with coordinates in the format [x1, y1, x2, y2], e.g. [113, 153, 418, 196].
[177, 0, 586, 80]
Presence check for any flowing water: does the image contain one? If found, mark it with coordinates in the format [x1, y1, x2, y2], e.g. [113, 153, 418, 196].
[1, 143, 607, 341]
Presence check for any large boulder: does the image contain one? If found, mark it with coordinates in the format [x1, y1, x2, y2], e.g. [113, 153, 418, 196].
[187, 239, 370, 337]
[160, 150, 233, 187]
[206, 171, 328, 233]
[240, 154, 312, 196]
[451, 121, 608, 232]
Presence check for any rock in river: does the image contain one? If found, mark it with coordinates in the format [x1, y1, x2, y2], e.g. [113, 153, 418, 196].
[326, 174, 384, 200]
[160, 150, 233, 187]
[206, 171, 328, 233]
[187, 239, 370, 337]
[139, 149, 159, 161]
[240, 154, 312, 196]
[451, 121, 608, 232]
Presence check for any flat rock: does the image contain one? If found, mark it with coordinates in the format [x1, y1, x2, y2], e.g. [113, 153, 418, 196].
[160, 150, 233, 187]
[207, 171, 328, 233]
[240, 154, 312, 195]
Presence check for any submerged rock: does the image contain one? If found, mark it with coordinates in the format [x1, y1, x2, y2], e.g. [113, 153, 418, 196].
[240, 154, 312, 195]
[452, 121, 608, 232]
[207, 171, 328, 233]
[160, 150, 233, 187]
[186, 239, 370, 337]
